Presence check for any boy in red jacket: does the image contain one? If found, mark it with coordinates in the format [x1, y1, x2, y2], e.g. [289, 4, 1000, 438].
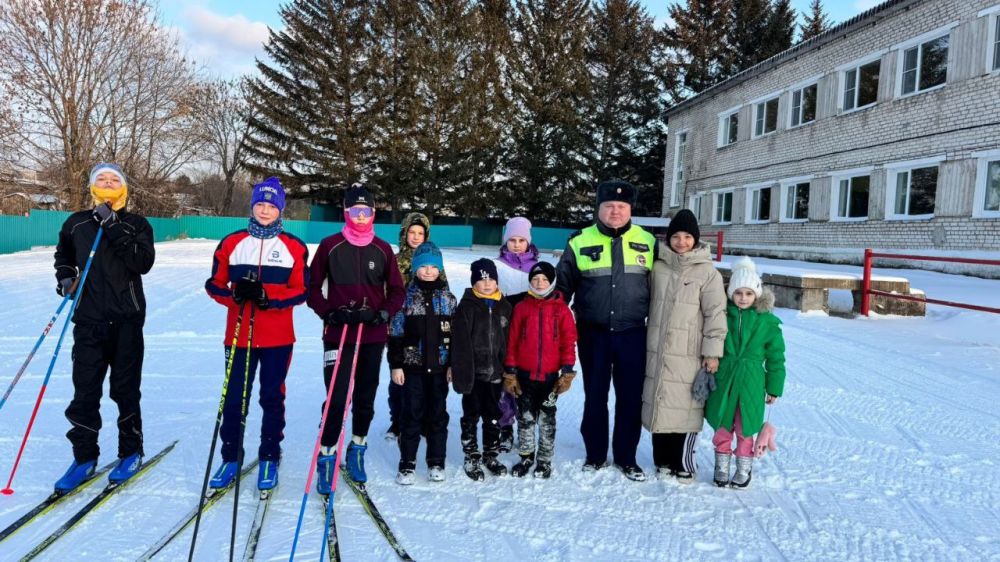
[503, 262, 577, 478]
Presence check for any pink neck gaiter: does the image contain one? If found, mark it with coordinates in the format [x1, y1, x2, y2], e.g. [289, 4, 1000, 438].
[342, 211, 375, 246]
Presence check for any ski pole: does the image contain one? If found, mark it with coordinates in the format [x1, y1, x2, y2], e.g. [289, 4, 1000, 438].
[229, 301, 257, 562]
[2, 228, 103, 496]
[320, 322, 365, 560]
[0, 293, 73, 414]
[188, 300, 248, 561]
[288, 322, 350, 561]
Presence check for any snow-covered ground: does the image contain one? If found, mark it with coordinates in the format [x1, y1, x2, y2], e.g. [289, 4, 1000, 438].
[0, 239, 998, 561]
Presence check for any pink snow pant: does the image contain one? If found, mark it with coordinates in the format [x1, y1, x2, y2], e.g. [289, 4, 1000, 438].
[713, 405, 754, 458]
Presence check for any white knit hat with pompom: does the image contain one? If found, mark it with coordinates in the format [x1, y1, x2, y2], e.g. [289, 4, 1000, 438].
[727, 256, 763, 299]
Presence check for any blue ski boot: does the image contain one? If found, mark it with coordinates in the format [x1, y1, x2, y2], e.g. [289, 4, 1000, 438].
[54, 459, 97, 493]
[210, 461, 239, 489]
[316, 447, 336, 495]
[258, 460, 279, 491]
[345, 441, 368, 483]
[108, 453, 142, 484]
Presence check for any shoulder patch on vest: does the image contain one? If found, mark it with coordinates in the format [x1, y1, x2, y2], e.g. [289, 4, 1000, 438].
[579, 245, 603, 261]
[628, 241, 650, 252]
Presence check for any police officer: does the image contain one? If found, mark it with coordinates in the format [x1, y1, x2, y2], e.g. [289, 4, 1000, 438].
[556, 179, 655, 481]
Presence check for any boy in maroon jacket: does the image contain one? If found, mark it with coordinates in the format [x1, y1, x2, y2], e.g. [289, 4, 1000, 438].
[503, 262, 577, 478]
[307, 184, 405, 490]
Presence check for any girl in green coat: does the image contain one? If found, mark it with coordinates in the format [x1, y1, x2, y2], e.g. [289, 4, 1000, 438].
[705, 256, 785, 488]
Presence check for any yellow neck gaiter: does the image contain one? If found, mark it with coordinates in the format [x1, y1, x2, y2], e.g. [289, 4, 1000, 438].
[473, 288, 502, 301]
[91, 184, 128, 211]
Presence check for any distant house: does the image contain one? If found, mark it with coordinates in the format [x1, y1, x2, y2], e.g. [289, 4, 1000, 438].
[662, 0, 1000, 258]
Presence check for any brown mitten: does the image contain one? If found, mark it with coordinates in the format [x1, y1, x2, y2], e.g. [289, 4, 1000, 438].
[555, 371, 577, 395]
[503, 374, 522, 397]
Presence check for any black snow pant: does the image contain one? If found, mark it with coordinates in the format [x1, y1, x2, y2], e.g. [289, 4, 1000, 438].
[387, 379, 402, 428]
[578, 325, 646, 467]
[652, 432, 698, 474]
[398, 369, 449, 471]
[460, 380, 503, 457]
[516, 377, 558, 463]
[65, 321, 144, 462]
[321, 342, 384, 448]
[220, 345, 293, 463]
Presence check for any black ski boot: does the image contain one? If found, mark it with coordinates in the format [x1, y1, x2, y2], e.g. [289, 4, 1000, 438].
[511, 453, 535, 477]
[463, 453, 485, 481]
[498, 426, 514, 454]
[482, 454, 507, 477]
[533, 461, 552, 479]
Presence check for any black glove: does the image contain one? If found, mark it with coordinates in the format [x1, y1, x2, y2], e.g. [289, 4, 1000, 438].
[327, 307, 361, 325]
[256, 289, 269, 310]
[57, 277, 77, 298]
[358, 308, 389, 325]
[233, 278, 264, 304]
[92, 203, 117, 227]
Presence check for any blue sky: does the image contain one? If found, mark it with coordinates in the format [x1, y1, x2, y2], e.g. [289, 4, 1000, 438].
[160, 0, 878, 78]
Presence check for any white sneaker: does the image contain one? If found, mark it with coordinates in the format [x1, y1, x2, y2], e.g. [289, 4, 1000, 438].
[427, 466, 446, 482]
[395, 469, 415, 486]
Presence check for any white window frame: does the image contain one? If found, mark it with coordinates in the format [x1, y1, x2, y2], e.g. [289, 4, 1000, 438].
[982, 5, 1000, 74]
[788, 80, 819, 129]
[972, 148, 1000, 218]
[688, 193, 703, 222]
[779, 175, 813, 223]
[750, 90, 782, 138]
[717, 106, 741, 148]
[884, 156, 944, 221]
[669, 129, 689, 207]
[829, 167, 874, 222]
[894, 23, 957, 98]
[712, 188, 735, 225]
[836, 50, 885, 114]
[744, 182, 775, 224]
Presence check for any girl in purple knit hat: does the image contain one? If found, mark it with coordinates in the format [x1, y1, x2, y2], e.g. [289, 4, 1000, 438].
[493, 216, 541, 452]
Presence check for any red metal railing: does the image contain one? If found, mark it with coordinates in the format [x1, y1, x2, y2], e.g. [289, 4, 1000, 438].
[861, 249, 1000, 316]
[703, 231, 724, 262]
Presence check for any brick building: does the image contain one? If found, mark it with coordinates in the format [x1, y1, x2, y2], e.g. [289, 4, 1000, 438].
[662, 0, 1000, 264]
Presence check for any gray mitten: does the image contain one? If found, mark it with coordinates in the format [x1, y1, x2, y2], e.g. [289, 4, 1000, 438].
[691, 368, 717, 404]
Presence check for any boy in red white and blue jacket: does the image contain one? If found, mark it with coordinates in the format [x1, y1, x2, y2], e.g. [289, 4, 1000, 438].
[205, 177, 309, 491]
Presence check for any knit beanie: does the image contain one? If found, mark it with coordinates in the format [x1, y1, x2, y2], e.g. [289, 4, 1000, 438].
[528, 262, 556, 285]
[88, 162, 128, 211]
[470, 258, 498, 286]
[250, 177, 286, 212]
[344, 182, 374, 208]
[595, 179, 637, 207]
[411, 241, 444, 273]
[727, 256, 763, 299]
[666, 208, 700, 245]
[503, 217, 532, 245]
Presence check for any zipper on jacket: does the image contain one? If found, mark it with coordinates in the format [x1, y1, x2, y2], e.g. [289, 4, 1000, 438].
[128, 281, 140, 312]
[488, 306, 494, 376]
[738, 308, 744, 345]
[536, 304, 543, 378]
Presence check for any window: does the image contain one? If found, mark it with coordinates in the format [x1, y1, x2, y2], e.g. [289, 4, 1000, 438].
[900, 35, 949, 95]
[789, 84, 817, 127]
[670, 131, 688, 207]
[746, 185, 772, 223]
[832, 174, 870, 220]
[888, 165, 938, 219]
[714, 191, 733, 224]
[718, 110, 739, 147]
[753, 97, 779, 137]
[842, 59, 880, 111]
[781, 181, 810, 221]
[973, 150, 1000, 218]
[994, 15, 1000, 71]
[689, 194, 703, 222]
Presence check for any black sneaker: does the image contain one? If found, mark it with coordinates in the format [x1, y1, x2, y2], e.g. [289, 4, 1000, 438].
[616, 463, 647, 482]
[511, 454, 534, 477]
[533, 461, 552, 479]
[463, 454, 484, 481]
[582, 460, 605, 473]
[482, 455, 507, 476]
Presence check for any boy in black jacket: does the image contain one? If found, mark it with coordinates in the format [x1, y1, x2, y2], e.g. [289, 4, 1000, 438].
[451, 259, 513, 480]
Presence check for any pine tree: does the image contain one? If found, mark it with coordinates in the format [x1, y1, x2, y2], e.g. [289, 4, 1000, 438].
[762, 0, 796, 59]
[506, 0, 592, 223]
[799, 0, 831, 42]
[666, 0, 733, 95]
[245, 0, 383, 201]
[726, 0, 772, 74]
[584, 0, 663, 212]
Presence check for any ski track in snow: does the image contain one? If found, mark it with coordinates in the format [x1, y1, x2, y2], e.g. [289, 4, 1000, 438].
[0, 240, 998, 561]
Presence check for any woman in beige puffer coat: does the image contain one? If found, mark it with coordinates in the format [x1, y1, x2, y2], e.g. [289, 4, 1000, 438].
[642, 209, 727, 482]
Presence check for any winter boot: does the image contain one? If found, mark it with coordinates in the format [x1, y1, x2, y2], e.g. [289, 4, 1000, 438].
[464, 453, 485, 482]
[210, 461, 239, 489]
[582, 460, 604, 473]
[385, 421, 400, 441]
[109, 453, 142, 484]
[672, 469, 696, 484]
[655, 466, 672, 481]
[616, 463, 647, 482]
[730, 456, 753, 489]
[511, 453, 535, 477]
[395, 469, 415, 486]
[345, 441, 368, 483]
[482, 454, 507, 477]
[428, 465, 446, 482]
[258, 460, 279, 491]
[714, 453, 732, 487]
[533, 461, 552, 479]
[316, 447, 336, 495]
[498, 426, 514, 454]
[54, 459, 97, 493]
